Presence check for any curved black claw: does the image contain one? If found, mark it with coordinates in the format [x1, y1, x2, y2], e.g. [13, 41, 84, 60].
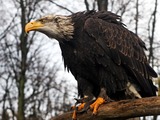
[72, 95, 96, 120]
[77, 102, 90, 113]
[74, 97, 85, 104]
[77, 96, 96, 113]
[72, 96, 95, 120]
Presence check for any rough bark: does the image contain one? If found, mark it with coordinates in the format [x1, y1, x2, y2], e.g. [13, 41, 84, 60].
[18, 0, 27, 120]
[51, 97, 160, 120]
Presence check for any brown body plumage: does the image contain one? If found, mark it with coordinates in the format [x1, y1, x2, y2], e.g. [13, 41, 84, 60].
[25, 10, 157, 115]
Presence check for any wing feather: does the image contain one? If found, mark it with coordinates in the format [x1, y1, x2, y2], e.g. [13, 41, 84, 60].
[84, 17, 157, 96]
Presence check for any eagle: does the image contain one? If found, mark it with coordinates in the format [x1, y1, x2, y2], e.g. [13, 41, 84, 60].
[25, 10, 157, 119]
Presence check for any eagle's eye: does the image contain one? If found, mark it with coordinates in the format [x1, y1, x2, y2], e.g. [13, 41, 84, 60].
[38, 18, 45, 23]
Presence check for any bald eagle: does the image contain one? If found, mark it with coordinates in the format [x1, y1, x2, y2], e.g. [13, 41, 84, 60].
[25, 10, 157, 119]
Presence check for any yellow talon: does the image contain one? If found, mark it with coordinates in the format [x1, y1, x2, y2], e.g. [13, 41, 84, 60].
[77, 103, 85, 110]
[90, 97, 105, 114]
[72, 110, 77, 120]
[71, 103, 85, 111]
[71, 103, 85, 120]
[72, 97, 105, 119]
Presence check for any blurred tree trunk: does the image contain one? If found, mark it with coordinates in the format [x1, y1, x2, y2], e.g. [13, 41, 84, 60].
[17, 0, 28, 120]
[84, 0, 90, 11]
[148, 0, 158, 66]
[153, 115, 158, 120]
[135, 0, 139, 35]
[97, 0, 108, 11]
[2, 110, 9, 120]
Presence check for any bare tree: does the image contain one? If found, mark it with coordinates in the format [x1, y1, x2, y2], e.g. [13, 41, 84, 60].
[148, 0, 158, 67]
[0, 0, 73, 120]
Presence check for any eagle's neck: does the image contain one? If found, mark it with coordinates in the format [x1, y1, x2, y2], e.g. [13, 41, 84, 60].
[57, 16, 74, 41]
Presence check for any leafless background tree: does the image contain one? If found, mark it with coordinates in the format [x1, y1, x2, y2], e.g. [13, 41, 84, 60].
[0, 0, 74, 120]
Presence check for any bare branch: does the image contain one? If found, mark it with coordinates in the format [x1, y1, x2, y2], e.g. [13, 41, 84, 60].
[84, 0, 89, 11]
[51, 97, 160, 120]
[135, 0, 139, 35]
[148, 0, 158, 66]
[47, 0, 73, 14]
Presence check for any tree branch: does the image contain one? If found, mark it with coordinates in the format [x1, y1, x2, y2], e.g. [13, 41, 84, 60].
[51, 96, 160, 120]
[47, 0, 73, 14]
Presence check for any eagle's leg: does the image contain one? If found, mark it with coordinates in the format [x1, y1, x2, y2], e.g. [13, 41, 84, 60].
[72, 78, 96, 120]
[72, 94, 96, 120]
[72, 96, 93, 110]
[90, 87, 113, 115]
[78, 96, 96, 112]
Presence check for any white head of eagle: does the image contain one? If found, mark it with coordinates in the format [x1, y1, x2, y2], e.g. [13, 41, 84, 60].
[25, 14, 74, 40]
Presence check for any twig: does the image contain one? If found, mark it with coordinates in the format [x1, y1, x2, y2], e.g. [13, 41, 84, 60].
[48, 0, 73, 14]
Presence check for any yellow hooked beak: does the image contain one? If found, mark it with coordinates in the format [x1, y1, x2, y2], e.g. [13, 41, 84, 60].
[25, 21, 44, 33]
